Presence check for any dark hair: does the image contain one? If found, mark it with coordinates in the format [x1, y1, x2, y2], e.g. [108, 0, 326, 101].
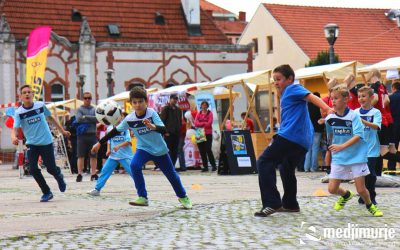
[273, 64, 295, 80]
[241, 112, 246, 117]
[122, 112, 129, 117]
[393, 82, 400, 91]
[19, 84, 31, 93]
[129, 87, 147, 102]
[200, 100, 209, 108]
[313, 92, 321, 97]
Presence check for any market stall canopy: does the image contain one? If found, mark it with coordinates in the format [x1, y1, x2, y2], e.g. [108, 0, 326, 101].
[104, 87, 158, 102]
[46, 99, 85, 110]
[200, 70, 272, 90]
[358, 57, 400, 73]
[50, 107, 70, 117]
[154, 82, 209, 94]
[295, 61, 363, 81]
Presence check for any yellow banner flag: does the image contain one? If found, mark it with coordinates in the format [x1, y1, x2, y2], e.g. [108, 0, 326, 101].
[26, 26, 51, 101]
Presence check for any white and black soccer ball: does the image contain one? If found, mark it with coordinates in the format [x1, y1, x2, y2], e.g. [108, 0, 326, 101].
[95, 100, 122, 126]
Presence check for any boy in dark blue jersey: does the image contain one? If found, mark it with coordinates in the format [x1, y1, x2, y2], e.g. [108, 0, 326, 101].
[92, 87, 192, 209]
[11, 85, 71, 202]
[255, 64, 332, 217]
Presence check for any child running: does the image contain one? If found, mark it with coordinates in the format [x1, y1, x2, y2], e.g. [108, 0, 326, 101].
[87, 112, 133, 196]
[326, 84, 382, 216]
[11, 85, 70, 202]
[355, 86, 381, 205]
[91, 87, 192, 209]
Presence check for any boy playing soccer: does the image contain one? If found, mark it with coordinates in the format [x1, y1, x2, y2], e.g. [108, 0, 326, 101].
[87, 112, 134, 196]
[91, 87, 192, 209]
[355, 86, 381, 205]
[255, 64, 332, 217]
[326, 85, 382, 216]
[11, 85, 70, 202]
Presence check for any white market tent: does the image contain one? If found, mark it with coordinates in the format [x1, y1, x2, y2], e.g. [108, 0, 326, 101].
[200, 70, 274, 136]
[46, 98, 84, 110]
[295, 61, 362, 83]
[358, 57, 400, 73]
[358, 56, 400, 81]
[103, 87, 158, 102]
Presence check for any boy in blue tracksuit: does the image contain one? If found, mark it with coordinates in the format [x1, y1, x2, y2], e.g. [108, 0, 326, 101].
[87, 112, 134, 196]
[11, 85, 70, 202]
[255, 64, 332, 217]
[92, 87, 192, 209]
[326, 84, 382, 217]
[355, 86, 382, 205]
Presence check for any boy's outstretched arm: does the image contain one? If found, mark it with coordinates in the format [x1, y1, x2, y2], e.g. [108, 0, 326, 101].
[305, 94, 334, 115]
[329, 135, 360, 152]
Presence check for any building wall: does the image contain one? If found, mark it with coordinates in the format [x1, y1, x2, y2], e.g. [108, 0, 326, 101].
[0, 36, 252, 150]
[239, 5, 310, 71]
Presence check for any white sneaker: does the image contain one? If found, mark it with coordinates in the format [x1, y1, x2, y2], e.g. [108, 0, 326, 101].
[87, 189, 100, 196]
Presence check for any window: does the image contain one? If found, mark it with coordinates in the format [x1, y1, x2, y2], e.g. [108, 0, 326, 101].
[255, 90, 275, 131]
[107, 24, 120, 37]
[267, 36, 273, 53]
[51, 83, 64, 102]
[252, 38, 258, 54]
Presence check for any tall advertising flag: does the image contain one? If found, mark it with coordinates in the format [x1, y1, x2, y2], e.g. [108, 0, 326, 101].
[26, 26, 52, 101]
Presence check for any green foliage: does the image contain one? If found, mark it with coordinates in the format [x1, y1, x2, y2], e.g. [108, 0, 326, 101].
[305, 50, 340, 67]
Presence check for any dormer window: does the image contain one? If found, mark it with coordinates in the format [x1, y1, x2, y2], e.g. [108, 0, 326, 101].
[155, 12, 165, 25]
[107, 24, 120, 36]
[71, 8, 82, 22]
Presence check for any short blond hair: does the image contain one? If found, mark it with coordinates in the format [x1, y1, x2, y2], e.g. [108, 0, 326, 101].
[331, 84, 349, 98]
[358, 86, 374, 96]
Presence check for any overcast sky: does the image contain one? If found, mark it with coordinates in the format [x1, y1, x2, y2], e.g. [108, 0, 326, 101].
[206, 0, 400, 21]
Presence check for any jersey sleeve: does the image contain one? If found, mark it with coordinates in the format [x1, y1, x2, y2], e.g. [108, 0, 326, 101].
[293, 84, 311, 100]
[124, 130, 131, 142]
[152, 111, 165, 127]
[43, 104, 51, 116]
[13, 113, 21, 128]
[352, 113, 364, 139]
[116, 118, 129, 132]
[373, 110, 382, 130]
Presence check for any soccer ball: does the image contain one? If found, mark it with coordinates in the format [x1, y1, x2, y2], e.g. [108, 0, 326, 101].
[95, 100, 122, 125]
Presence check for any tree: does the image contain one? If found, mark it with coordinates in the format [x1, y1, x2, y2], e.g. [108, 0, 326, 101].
[305, 50, 340, 67]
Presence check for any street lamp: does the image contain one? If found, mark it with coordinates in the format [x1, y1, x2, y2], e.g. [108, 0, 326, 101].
[324, 23, 339, 64]
[105, 69, 115, 97]
[78, 73, 86, 100]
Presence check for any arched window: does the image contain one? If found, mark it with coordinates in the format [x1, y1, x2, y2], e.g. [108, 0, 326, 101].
[51, 83, 64, 102]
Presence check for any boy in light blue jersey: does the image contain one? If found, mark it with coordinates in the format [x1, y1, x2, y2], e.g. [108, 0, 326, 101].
[88, 112, 134, 196]
[92, 87, 192, 209]
[355, 86, 381, 205]
[326, 84, 382, 217]
[11, 85, 71, 202]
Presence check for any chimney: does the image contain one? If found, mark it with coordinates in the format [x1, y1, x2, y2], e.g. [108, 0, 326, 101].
[239, 11, 246, 22]
[181, 0, 201, 36]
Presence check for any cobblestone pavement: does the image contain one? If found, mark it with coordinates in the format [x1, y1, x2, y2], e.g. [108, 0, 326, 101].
[1, 166, 400, 249]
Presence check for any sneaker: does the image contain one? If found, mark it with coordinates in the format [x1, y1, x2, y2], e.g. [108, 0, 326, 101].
[334, 191, 354, 211]
[178, 196, 193, 209]
[211, 167, 217, 172]
[129, 197, 149, 206]
[278, 207, 300, 213]
[87, 189, 100, 196]
[76, 174, 83, 182]
[368, 204, 383, 217]
[40, 192, 54, 202]
[90, 174, 98, 181]
[56, 175, 67, 193]
[201, 168, 208, 172]
[254, 207, 278, 217]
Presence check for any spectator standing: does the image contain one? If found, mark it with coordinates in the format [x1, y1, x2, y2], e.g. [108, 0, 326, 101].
[76, 92, 98, 182]
[160, 94, 182, 166]
[241, 112, 255, 133]
[304, 92, 325, 172]
[64, 115, 77, 174]
[177, 117, 187, 172]
[388, 81, 400, 172]
[194, 101, 217, 172]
